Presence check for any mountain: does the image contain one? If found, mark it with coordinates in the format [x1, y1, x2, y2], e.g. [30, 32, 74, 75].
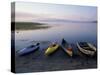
[38, 18, 97, 23]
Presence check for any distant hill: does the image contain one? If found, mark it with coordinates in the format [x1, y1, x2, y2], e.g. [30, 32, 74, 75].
[15, 22, 44, 25]
[39, 19, 97, 23]
[11, 22, 50, 30]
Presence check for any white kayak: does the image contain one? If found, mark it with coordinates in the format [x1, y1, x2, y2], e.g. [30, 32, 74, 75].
[77, 42, 96, 56]
[17, 43, 40, 56]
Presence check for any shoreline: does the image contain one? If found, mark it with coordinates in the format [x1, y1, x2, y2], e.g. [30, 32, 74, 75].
[11, 22, 51, 30]
[15, 46, 97, 73]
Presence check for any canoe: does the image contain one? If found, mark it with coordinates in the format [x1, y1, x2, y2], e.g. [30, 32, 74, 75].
[76, 42, 96, 56]
[45, 43, 59, 56]
[61, 39, 73, 57]
[18, 43, 40, 56]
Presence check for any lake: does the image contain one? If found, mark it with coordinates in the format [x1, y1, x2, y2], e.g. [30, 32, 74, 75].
[14, 22, 97, 73]
[15, 22, 97, 51]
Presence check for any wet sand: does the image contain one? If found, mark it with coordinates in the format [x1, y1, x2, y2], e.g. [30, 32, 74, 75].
[15, 44, 97, 73]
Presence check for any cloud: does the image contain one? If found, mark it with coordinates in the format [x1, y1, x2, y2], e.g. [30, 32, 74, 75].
[13, 12, 97, 22]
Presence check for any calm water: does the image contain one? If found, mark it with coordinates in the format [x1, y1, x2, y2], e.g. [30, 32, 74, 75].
[15, 22, 97, 51]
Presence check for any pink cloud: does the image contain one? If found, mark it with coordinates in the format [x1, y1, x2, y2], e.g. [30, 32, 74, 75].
[13, 12, 94, 22]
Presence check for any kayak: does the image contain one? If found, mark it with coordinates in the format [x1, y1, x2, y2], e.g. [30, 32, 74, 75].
[45, 43, 59, 56]
[18, 43, 40, 56]
[76, 42, 96, 56]
[61, 39, 73, 57]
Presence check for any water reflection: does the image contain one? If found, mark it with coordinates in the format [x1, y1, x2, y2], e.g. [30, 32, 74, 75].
[15, 22, 97, 51]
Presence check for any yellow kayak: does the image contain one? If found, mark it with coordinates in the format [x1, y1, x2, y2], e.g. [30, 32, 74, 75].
[45, 43, 59, 56]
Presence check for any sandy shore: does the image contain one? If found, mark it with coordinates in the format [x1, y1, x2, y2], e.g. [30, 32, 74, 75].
[15, 45, 97, 73]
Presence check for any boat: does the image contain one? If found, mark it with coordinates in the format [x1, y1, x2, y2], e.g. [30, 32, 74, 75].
[61, 39, 73, 57]
[45, 42, 59, 56]
[17, 43, 40, 56]
[76, 42, 96, 56]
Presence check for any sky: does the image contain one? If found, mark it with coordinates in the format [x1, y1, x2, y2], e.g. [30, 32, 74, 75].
[14, 2, 97, 22]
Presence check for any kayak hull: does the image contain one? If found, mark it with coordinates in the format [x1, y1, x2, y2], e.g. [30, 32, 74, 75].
[18, 44, 39, 56]
[61, 39, 73, 57]
[45, 44, 59, 55]
[77, 42, 96, 56]
[62, 46, 73, 57]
